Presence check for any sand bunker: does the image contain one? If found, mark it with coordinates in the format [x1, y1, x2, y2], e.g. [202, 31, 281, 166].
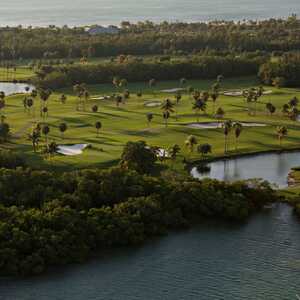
[57, 144, 89, 156]
[91, 96, 111, 100]
[144, 101, 162, 107]
[161, 88, 185, 93]
[186, 122, 266, 129]
[223, 90, 272, 97]
[155, 148, 170, 158]
[145, 146, 169, 158]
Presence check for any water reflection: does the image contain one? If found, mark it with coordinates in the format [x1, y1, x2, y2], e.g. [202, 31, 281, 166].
[0, 82, 34, 95]
[191, 151, 300, 188]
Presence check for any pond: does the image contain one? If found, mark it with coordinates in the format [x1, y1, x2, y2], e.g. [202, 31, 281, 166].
[191, 150, 300, 188]
[0, 82, 34, 96]
[1, 204, 299, 299]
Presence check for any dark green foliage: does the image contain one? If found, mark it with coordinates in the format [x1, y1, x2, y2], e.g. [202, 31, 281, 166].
[34, 57, 259, 89]
[0, 150, 26, 168]
[259, 53, 300, 87]
[0, 163, 277, 276]
[120, 141, 157, 174]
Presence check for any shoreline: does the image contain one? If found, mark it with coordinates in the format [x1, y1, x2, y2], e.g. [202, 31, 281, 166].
[0, 15, 298, 29]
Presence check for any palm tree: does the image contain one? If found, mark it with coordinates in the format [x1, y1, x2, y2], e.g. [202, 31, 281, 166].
[115, 95, 123, 107]
[215, 107, 225, 120]
[185, 135, 198, 153]
[60, 94, 67, 104]
[42, 107, 48, 120]
[276, 126, 288, 147]
[266, 102, 276, 116]
[222, 120, 232, 154]
[282, 103, 290, 115]
[73, 83, 85, 111]
[0, 91, 5, 118]
[197, 143, 212, 158]
[290, 107, 299, 121]
[175, 92, 182, 104]
[92, 105, 98, 113]
[38, 88, 51, 116]
[289, 96, 299, 108]
[83, 89, 90, 111]
[95, 121, 102, 137]
[174, 92, 182, 120]
[42, 125, 50, 145]
[161, 99, 174, 127]
[59, 123, 67, 139]
[210, 90, 219, 115]
[44, 141, 58, 159]
[123, 90, 130, 102]
[26, 97, 34, 115]
[162, 111, 170, 127]
[28, 128, 41, 152]
[193, 98, 206, 122]
[169, 144, 181, 162]
[233, 122, 243, 151]
[146, 113, 153, 127]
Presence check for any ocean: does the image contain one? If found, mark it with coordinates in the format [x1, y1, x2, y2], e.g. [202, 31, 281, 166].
[1, 0, 300, 27]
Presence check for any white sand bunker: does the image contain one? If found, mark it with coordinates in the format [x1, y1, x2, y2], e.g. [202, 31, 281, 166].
[144, 101, 162, 107]
[145, 146, 170, 158]
[91, 96, 111, 100]
[57, 144, 89, 156]
[161, 88, 185, 93]
[223, 90, 272, 97]
[155, 148, 170, 158]
[186, 122, 266, 129]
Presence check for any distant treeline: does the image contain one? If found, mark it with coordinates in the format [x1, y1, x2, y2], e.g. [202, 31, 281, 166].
[0, 16, 300, 60]
[33, 56, 261, 89]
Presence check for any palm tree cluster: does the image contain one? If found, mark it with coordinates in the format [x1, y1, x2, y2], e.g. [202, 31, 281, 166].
[242, 86, 264, 116]
[222, 121, 243, 154]
[281, 96, 299, 120]
[73, 83, 89, 111]
[161, 99, 174, 127]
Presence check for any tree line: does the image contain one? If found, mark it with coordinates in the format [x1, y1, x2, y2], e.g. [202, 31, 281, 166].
[33, 56, 260, 89]
[0, 16, 300, 60]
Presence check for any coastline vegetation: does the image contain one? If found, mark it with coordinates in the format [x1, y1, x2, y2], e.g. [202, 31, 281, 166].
[0, 145, 276, 276]
[1, 16, 300, 276]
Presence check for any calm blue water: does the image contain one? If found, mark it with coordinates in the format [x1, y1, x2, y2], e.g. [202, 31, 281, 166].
[191, 151, 300, 188]
[1, 0, 300, 27]
[1, 204, 300, 299]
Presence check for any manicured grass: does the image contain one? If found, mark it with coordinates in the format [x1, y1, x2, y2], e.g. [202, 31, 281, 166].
[0, 66, 34, 81]
[2, 76, 300, 171]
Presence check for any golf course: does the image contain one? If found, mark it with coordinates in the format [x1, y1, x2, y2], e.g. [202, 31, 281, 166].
[1, 75, 300, 172]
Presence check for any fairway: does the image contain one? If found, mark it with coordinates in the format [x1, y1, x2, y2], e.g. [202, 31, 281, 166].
[2, 76, 300, 170]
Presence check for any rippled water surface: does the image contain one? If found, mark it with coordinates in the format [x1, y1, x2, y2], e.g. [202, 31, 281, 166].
[1, 0, 300, 26]
[1, 204, 300, 299]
